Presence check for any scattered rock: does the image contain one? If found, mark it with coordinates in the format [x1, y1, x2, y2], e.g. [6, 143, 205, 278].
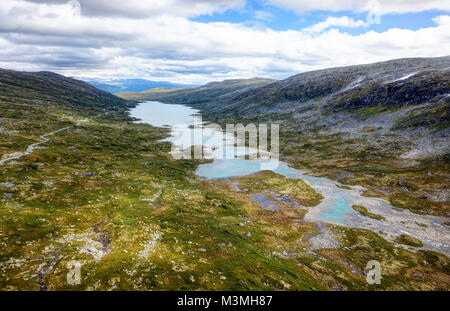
[305, 222, 341, 250]
[138, 231, 163, 259]
[410, 270, 424, 279]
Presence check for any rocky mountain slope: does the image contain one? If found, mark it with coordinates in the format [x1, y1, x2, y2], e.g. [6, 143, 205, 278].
[117, 57, 449, 140]
[0, 69, 131, 112]
[206, 57, 449, 118]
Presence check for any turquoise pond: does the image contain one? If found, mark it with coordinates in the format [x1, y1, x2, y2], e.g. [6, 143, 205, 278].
[320, 194, 355, 224]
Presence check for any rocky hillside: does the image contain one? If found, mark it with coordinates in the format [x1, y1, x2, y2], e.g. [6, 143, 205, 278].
[190, 57, 449, 128]
[0, 69, 131, 112]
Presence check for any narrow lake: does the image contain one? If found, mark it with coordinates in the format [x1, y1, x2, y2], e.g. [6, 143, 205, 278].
[130, 101, 450, 255]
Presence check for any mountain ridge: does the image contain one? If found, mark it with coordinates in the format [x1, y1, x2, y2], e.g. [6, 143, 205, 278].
[84, 78, 197, 93]
[0, 68, 131, 112]
[116, 77, 276, 102]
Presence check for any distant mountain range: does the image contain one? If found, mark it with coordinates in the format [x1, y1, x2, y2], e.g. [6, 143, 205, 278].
[83, 78, 197, 93]
[116, 78, 276, 102]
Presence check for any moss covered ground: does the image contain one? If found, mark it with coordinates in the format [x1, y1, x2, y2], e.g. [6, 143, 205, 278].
[0, 97, 449, 291]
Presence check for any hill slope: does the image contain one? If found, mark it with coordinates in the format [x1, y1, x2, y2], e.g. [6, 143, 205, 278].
[178, 57, 449, 127]
[0, 69, 131, 112]
[0, 68, 133, 161]
[119, 57, 449, 136]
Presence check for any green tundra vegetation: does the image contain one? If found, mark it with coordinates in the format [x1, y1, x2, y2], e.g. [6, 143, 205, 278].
[395, 235, 424, 248]
[0, 68, 449, 291]
[352, 205, 385, 221]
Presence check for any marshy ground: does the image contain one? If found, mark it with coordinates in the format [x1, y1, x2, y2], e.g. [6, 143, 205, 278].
[1, 99, 449, 291]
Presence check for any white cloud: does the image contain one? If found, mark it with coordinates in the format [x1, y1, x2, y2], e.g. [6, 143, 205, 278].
[269, 0, 450, 14]
[254, 10, 274, 21]
[21, 0, 246, 18]
[304, 16, 369, 33]
[0, 0, 449, 84]
[433, 14, 450, 25]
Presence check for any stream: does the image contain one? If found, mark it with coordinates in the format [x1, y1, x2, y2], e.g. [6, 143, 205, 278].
[131, 101, 450, 255]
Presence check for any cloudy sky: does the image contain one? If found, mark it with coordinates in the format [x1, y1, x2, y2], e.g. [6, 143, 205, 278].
[0, 0, 449, 84]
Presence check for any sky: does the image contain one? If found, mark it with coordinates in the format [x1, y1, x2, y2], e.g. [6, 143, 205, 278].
[0, 0, 449, 84]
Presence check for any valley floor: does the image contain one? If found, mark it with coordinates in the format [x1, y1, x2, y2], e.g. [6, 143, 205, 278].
[0, 102, 449, 291]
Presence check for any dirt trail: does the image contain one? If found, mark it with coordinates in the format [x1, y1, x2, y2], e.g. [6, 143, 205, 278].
[0, 112, 110, 166]
[37, 248, 60, 291]
[93, 213, 112, 254]
[0, 126, 73, 165]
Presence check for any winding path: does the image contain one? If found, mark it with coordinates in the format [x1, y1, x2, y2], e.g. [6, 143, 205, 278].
[0, 125, 73, 165]
[0, 111, 110, 166]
